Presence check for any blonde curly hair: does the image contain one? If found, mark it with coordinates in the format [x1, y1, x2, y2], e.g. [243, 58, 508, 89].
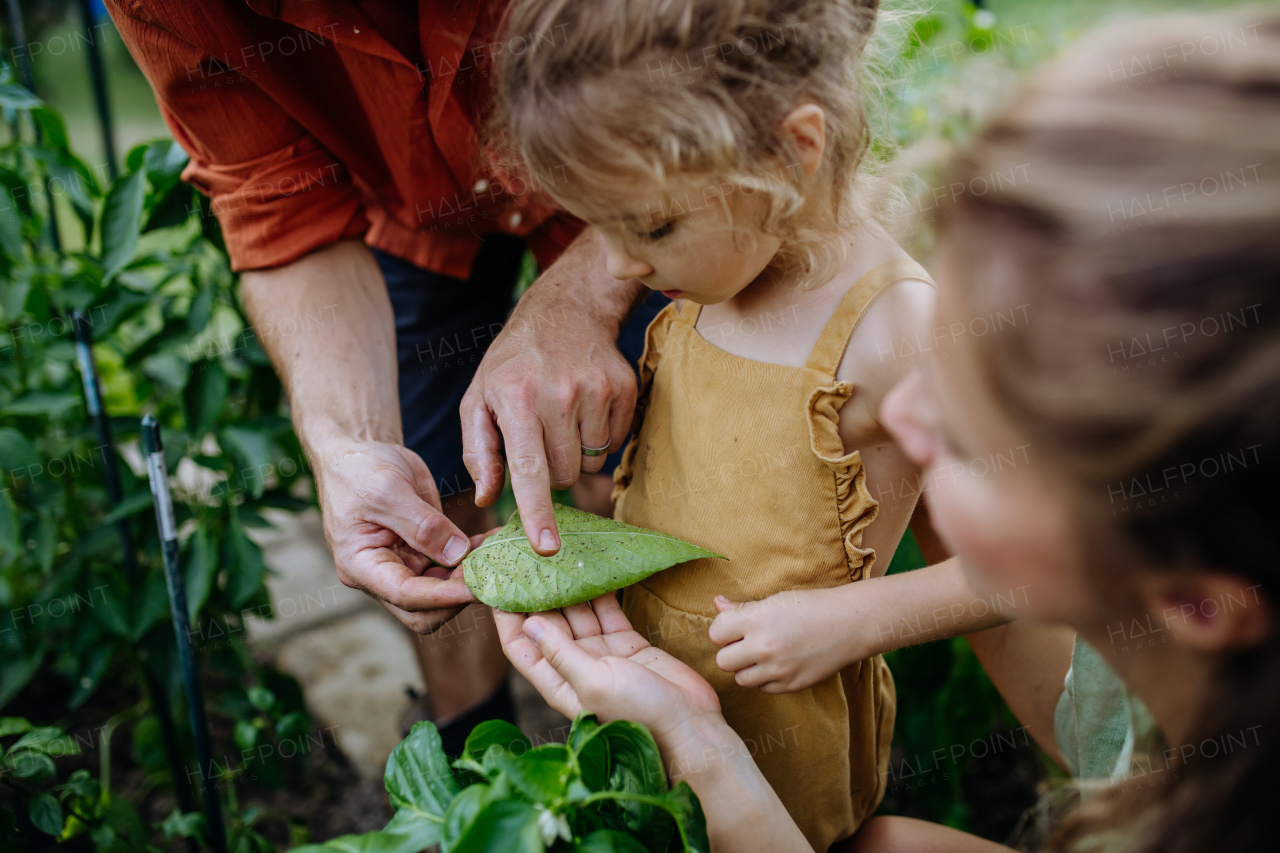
[488, 0, 891, 288]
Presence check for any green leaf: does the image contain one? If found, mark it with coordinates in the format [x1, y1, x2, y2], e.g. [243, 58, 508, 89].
[185, 527, 216, 621]
[225, 508, 266, 608]
[574, 830, 648, 853]
[464, 720, 532, 764]
[30, 107, 69, 151]
[28, 793, 61, 835]
[493, 749, 570, 805]
[99, 489, 154, 525]
[440, 784, 492, 851]
[248, 686, 276, 712]
[129, 569, 170, 643]
[0, 488, 19, 557]
[462, 504, 723, 612]
[0, 85, 41, 109]
[100, 171, 146, 282]
[160, 809, 206, 841]
[3, 392, 81, 418]
[656, 782, 710, 853]
[0, 429, 38, 474]
[458, 719, 531, 787]
[573, 720, 672, 850]
[221, 426, 274, 499]
[0, 187, 24, 262]
[276, 710, 309, 739]
[0, 646, 46, 709]
[234, 719, 259, 752]
[68, 642, 115, 709]
[185, 360, 228, 438]
[292, 827, 437, 853]
[9, 727, 73, 754]
[449, 800, 542, 853]
[141, 351, 191, 392]
[4, 750, 55, 778]
[575, 720, 667, 796]
[0, 717, 32, 738]
[383, 721, 459, 819]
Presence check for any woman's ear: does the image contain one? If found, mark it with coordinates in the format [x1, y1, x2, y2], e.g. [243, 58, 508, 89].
[781, 104, 826, 177]
[1139, 571, 1271, 652]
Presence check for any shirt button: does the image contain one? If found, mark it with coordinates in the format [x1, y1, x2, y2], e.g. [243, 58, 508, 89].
[473, 178, 489, 194]
[508, 212, 522, 228]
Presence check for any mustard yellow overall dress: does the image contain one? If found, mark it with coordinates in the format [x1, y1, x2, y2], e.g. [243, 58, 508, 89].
[613, 259, 933, 851]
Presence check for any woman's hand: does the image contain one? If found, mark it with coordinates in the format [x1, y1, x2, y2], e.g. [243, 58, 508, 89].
[498, 594, 814, 853]
[495, 594, 721, 743]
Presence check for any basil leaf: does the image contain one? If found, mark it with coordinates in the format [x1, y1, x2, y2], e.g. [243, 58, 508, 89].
[29, 792, 62, 835]
[465, 719, 531, 763]
[457, 720, 531, 787]
[574, 721, 672, 850]
[441, 784, 491, 852]
[291, 826, 435, 853]
[384, 722, 459, 819]
[493, 747, 571, 805]
[462, 504, 723, 612]
[586, 784, 708, 853]
[574, 829, 649, 853]
[449, 800, 543, 853]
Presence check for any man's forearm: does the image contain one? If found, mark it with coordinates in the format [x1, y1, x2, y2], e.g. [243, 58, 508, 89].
[512, 226, 647, 339]
[240, 239, 401, 458]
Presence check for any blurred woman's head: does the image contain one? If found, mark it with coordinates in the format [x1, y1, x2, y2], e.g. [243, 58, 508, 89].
[884, 11, 1280, 852]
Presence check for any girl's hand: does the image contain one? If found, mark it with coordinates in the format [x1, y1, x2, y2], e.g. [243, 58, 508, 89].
[495, 593, 722, 745]
[709, 589, 856, 693]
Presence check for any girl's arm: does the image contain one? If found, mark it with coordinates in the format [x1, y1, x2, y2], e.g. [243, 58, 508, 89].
[710, 557, 1017, 692]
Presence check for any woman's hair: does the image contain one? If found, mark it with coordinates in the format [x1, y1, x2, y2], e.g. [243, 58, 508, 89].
[488, 0, 884, 286]
[940, 11, 1280, 853]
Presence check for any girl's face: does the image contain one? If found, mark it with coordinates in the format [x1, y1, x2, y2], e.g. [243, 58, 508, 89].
[554, 175, 784, 304]
[881, 242, 1098, 627]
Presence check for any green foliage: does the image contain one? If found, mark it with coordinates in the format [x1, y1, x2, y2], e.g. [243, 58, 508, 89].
[296, 715, 709, 853]
[0, 67, 313, 850]
[463, 504, 724, 612]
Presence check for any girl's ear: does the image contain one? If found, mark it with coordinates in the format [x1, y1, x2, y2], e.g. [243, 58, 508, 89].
[781, 104, 826, 177]
[1140, 571, 1272, 652]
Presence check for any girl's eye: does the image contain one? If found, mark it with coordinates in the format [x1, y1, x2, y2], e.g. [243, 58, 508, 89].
[641, 221, 675, 241]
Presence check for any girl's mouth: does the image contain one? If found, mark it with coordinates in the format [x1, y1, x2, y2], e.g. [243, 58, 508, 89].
[660, 289, 682, 298]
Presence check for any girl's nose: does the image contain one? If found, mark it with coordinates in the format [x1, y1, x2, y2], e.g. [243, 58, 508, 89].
[605, 243, 653, 281]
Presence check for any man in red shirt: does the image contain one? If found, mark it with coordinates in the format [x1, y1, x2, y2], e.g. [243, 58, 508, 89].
[107, 0, 661, 751]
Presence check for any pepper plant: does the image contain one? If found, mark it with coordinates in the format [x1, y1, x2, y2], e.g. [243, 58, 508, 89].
[298, 715, 709, 853]
[0, 67, 312, 848]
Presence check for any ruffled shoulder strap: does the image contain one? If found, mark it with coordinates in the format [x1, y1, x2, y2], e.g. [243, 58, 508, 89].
[804, 258, 933, 376]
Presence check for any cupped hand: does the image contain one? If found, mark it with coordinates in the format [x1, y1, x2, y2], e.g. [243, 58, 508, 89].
[709, 589, 852, 693]
[316, 436, 481, 633]
[460, 229, 640, 557]
[495, 593, 721, 743]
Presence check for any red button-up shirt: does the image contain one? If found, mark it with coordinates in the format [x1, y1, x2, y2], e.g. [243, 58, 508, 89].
[106, 0, 583, 276]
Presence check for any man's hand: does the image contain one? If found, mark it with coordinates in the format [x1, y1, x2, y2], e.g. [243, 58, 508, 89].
[709, 590, 852, 693]
[462, 228, 646, 556]
[241, 240, 477, 634]
[314, 434, 482, 633]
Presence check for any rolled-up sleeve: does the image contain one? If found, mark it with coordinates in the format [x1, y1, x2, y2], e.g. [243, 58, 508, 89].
[108, 1, 368, 270]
